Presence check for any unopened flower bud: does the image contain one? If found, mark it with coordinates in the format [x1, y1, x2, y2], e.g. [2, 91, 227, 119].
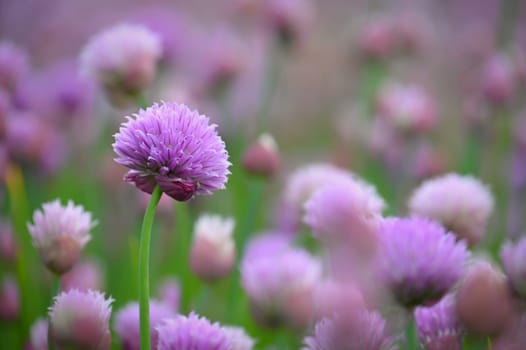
[242, 133, 280, 178]
[28, 318, 48, 350]
[0, 275, 19, 321]
[157, 278, 180, 313]
[455, 260, 515, 337]
[49, 289, 113, 350]
[28, 200, 95, 275]
[61, 259, 103, 292]
[190, 214, 236, 282]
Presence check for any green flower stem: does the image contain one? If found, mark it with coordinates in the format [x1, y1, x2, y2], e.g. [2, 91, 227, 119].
[405, 316, 421, 350]
[5, 163, 37, 344]
[139, 186, 162, 350]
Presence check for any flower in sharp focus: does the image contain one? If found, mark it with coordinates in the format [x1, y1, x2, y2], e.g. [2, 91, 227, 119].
[156, 312, 232, 350]
[222, 326, 255, 350]
[114, 300, 175, 350]
[501, 237, 526, 299]
[28, 318, 48, 350]
[113, 102, 231, 201]
[190, 214, 236, 282]
[80, 23, 161, 104]
[414, 295, 464, 350]
[303, 310, 398, 350]
[379, 217, 469, 307]
[27, 199, 95, 274]
[241, 240, 321, 329]
[49, 289, 113, 350]
[408, 173, 494, 246]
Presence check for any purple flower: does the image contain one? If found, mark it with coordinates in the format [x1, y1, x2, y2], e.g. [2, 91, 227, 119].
[379, 217, 469, 307]
[222, 326, 255, 350]
[157, 278, 181, 313]
[156, 312, 232, 350]
[501, 237, 526, 299]
[303, 310, 398, 350]
[80, 23, 161, 101]
[114, 300, 175, 350]
[0, 275, 19, 321]
[49, 289, 113, 350]
[0, 41, 29, 92]
[414, 295, 463, 350]
[113, 102, 231, 201]
[408, 173, 494, 246]
[241, 243, 321, 329]
[61, 259, 103, 292]
[28, 318, 48, 350]
[304, 176, 384, 251]
[27, 199, 95, 274]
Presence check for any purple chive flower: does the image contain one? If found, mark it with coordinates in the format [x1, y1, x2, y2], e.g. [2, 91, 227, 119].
[61, 259, 103, 292]
[242, 133, 281, 178]
[303, 310, 398, 350]
[222, 326, 255, 350]
[408, 173, 494, 246]
[0, 220, 17, 265]
[265, 0, 315, 47]
[0, 41, 29, 92]
[480, 53, 516, 105]
[241, 242, 321, 329]
[376, 83, 437, 134]
[414, 295, 464, 350]
[114, 300, 175, 350]
[28, 318, 48, 350]
[304, 176, 384, 256]
[501, 237, 526, 299]
[49, 289, 113, 350]
[283, 163, 355, 228]
[156, 312, 232, 350]
[27, 199, 95, 275]
[113, 102, 231, 201]
[80, 23, 161, 103]
[379, 217, 469, 307]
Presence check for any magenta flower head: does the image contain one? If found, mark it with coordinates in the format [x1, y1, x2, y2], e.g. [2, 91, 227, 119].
[379, 217, 469, 307]
[80, 23, 161, 104]
[303, 310, 398, 350]
[113, 102, 231, 201]
[28, 318, 48, 350]
[501, 237, 526, 299]
[49, 289, 113, 350]
[156, 312, 232, 350]
[241, 241, 321, 329]
[480, 53, 516, 105]
[408, 173, 494, 246]
[115, 300, 175, 350]
[27, 199, 95, 274]
[0, 41, 29, 92]
[414, 295, 463, 350]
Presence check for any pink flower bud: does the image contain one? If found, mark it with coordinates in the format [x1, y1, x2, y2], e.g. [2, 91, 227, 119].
[455, 260, 516, 337]
[157, 278, 180, 313]
[49, 289, 113, 350]
[28, 318, 48, 350]
[0, 220, 17, 265]
[0, 275, 19, 321]
[481, 54, 516, 106]
[28, 200, 95, 275]
[190, 214, 236, 282]
[242, 133, 280, 178]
